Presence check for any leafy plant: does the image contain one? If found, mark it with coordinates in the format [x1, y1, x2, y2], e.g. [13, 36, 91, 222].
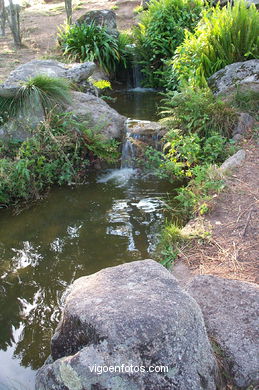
[175, 164, 225, 218]
[172, 0, 259, 88]
[133, 0, 203, 88]
[0, 75, 71, 120]
[160, 87, 237, 138]
[0, 113, 120, 207]
[58, 22, 129, 73]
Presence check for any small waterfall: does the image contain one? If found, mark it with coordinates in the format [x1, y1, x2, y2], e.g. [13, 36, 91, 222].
[132, 62, 143, 89]
[121, 119, 136, 169]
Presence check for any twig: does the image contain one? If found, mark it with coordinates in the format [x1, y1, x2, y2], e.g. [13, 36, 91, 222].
[242, 208, 254, 237]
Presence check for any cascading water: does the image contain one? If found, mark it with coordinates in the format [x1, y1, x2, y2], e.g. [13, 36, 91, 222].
[121, 119, 136, 169]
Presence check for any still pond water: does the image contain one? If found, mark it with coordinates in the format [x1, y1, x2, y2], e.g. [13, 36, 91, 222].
[0, 89, 173, 389]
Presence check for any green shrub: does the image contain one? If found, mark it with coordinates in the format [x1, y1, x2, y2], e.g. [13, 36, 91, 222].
[0, 113, 120, 207]
[160, 87, 238, 138]
[172, 0, 259, 88]
[133, 0, 203, 88]
[0, 75, 71, 120]
[58, 22, 129, 73]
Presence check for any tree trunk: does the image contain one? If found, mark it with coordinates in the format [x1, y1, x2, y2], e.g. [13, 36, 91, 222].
[64, 0, 72, 24]
[6, 0, 22, 48]
[0, 0, 6, 36]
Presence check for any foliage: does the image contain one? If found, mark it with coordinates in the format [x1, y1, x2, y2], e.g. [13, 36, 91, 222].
[232, 89, 259, 119]
[58, 22, 129, 73]
[157, 222, 182, 268]
[133, 0, 203, 88]
[175, 164, 225, 218]
[0, 113, 120, 207]
[172, 0, 259, 88]
[160, 87, 237, 138]
[140, 87, 237, 220]
[0, 75, 71, 120]
[144, 129, 235, 182]
[92, 80, 111, 90]
[133, 5, 144, 14]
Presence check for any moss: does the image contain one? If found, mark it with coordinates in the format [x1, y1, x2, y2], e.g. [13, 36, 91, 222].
[59, 362, 83, 390]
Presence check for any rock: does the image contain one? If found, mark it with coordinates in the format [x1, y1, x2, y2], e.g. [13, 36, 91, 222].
[0, 90, 125, 141]
[66, 91, 125, 139]
[208, 60, 259, 97]
[233, 112, 255, 138]
[36, 259, 220, 390]
[220, 149, 246, 171]
[77, 10, 118, 36]
[187, 275, 259, 389]
[2, 60, 96, 87]
[125, 119, 166, 158]
[128, 119, 166, 137]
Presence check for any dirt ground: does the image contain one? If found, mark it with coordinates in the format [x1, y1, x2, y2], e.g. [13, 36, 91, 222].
[0, 0, 139, 82]
[176, 134, 259, 284]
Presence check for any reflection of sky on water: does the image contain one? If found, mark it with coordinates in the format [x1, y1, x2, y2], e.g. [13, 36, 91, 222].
[0, 172, 176, 387]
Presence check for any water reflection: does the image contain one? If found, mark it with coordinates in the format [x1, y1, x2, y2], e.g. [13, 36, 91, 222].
[0, 172, 175, 387]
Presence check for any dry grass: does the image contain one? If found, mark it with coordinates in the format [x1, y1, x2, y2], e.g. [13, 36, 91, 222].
[0, 0, 138, 81]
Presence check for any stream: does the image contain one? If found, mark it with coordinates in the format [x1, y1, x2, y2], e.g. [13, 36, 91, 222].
[0, 89, 175, 389]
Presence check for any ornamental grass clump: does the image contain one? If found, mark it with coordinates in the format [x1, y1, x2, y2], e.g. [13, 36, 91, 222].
[0, 75, 71, 120]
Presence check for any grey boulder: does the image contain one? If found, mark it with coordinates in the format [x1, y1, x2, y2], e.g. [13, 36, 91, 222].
[35, 259, 220, 390]
[187, 275, 259, 389]
[2, 59, 96, 87]
[66, 91, 125, 140]
[77, 10, 118, 36]
[208, 60, 259, 96]
[220, 149, 246, 171]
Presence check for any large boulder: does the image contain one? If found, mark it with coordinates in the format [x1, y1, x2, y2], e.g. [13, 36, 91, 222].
[208, 60, 259, 96]
[77, 10, 118, 36]
[66, 91, 125, 139]
[187, 275, 259, 389]
[36, 260, 220, 390]
[0, 91, 125, 141]
[2, 60, 96, 87]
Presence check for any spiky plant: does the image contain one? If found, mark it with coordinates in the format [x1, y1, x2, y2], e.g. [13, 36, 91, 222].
[0, 75, 72, 120]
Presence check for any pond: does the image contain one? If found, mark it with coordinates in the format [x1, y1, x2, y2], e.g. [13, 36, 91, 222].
[107, 87, 162, 121]
[0, 169, 177, 389]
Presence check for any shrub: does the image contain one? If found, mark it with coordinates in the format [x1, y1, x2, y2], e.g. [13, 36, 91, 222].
[172, 0, 259, 88]
[0, 75, 71, 120]
[133, 0, 203, 88]
[58, 22, 129, 74]
[0, 113, 120, 207]
[160, 87, 238, 138]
